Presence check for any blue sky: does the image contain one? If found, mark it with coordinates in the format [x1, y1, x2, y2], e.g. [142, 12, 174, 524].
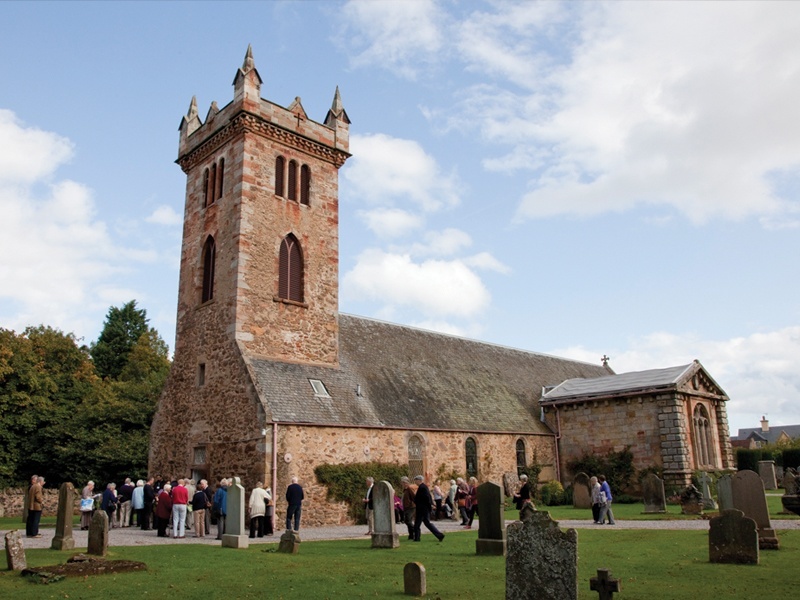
[1, 1, 798, 435]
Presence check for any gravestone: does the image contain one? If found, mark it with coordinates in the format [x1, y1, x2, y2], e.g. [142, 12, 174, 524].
[476, 481, 506, 556]
[221, 476, 248, 549]
[4, 530, 26, 571]
[775, 466, 784, 483]
[731, 470, 778, 550]
[758, 461, 778, 490]
[278, 529, 301, 554]
[572, 473, 591, 510]
[589, 568, 621, 599]
[503, 472, 520, 498]
[709, 509, 759, 564]
[404, 562, 426, 596]
[717, 474, 733, 510]
[699, 472, 718, 510]
[371, 480, 399, 549]
[51, 482, 76, 551]
[679, 485, 703, 515]
[642, 473, 666, 513]
[782, 470, 797, 496]
[87, 510, 108, 557]
[506, 510, 577, 600]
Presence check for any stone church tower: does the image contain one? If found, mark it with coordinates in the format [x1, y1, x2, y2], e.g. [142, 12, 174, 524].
[149, 47, 350, 481]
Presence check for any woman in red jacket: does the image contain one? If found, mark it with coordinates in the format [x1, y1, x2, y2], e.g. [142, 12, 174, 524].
[155, 484, 173, 538]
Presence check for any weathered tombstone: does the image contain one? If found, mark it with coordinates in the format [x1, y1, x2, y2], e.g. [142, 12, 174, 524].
[732, 470, 778, 550]
[221, 476, 248, 549]
[717, 474, 733, 510]
[589, 568, 621, 600]
[51, 482, 76, 551]
[572, 473, 591, 510]
[87, 510, 108, 557]
[782, 470, 797, 496]
[476, 481, 506, 556]
[4, 530, 27, 571]
[506, 510, 577, 600]
[758, 461, 778, 490]
[404, 562, 426, 596]
[679, 485, 703, 515]
[699, 472, 718, 510]
[775, 466, 784, 483]
[642, 473, 666, 513]
[277, 529, 301, 554]
[503, 472, 520, 498]
[371, 480, 399, 549]
[709, 509, 759, 564]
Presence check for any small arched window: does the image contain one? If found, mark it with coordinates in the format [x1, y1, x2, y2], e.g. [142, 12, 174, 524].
[465, 437, 478, 478]
[693, 404, 716, 469]
[201, 236, 216, 303]
[202, 168, 210, 208]
[278, 234, 303, 302]
[408, 435, 424, 479]
[275, 156, 285, 197]
[300, 164, 311, 205]
[516, 439, 527, 477]
[287, 160, 298, 201]
[216, 158, 225, 200]
[209, 163, 217, 206]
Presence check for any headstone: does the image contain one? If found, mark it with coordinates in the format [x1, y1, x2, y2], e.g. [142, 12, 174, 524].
[731, 470, 778, 550]
[87, 510, 108, 557]
[642, 473, 666, 513]
[51, 482, 76, 551]
[709, 509, 759, 564]
[782, 471, 797, 496]
[221, 476, 249, 549]
[503, 472, 521, 498]
[404, 562, 426, 596]
[4, 530, 26, 571]
[277, 529, 301, 554]
[371, 480, 399, 549]
[476, 481, 506, 556]
[775, 466, 784, 483]
[572, 473, 591, 510]
[699, 472, 718, 510]
[589, 568, 621, 600]
[758, 461, 778, 490]
[717, 474, 733, 511]
[679, 485, 703, 515]
[506, 510, 577, 600]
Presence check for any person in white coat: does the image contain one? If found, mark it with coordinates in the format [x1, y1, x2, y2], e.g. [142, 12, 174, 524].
[248, 482, 269, 538]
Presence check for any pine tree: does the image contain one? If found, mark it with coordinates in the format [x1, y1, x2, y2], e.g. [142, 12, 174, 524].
[90, 300, 149, 379]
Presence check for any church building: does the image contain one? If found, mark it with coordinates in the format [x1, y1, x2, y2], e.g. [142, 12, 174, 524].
[149, 47, 733, 526]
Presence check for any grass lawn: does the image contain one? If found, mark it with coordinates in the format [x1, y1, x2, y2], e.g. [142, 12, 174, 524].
[0, 529, 796, 599]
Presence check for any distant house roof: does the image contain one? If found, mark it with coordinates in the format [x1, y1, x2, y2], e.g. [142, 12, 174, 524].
[244, 314, 610, 433]
[733, 425, 800, 444]
[540, 361, 727, 405]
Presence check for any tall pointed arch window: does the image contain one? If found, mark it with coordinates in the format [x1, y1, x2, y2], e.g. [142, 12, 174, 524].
[201, 236, 216, 303]
[287, 160, 298, 201]
[465, 437, 478, 478]
[202, 168, 210, 208]
[516, 439, 527, 477]
[275, 156, 285, 197]
[300, 164, 311, 205]
[216, 158, 225, 200]
[693, 404, 716, 469]
[278, 234, 303, 303]
[408, 435, 424, 479]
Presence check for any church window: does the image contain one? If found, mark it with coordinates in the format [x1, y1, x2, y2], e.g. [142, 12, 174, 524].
[197, 363, 206, 386]
[275, 156, 285, 196]
[202, 168, 210, 208]
[516, 439, 527, 477]
[216, 158, 225, 200]
[309, 379, 330, 397]
[193, 446, 207, 465]
[278, 234, 303, 302]
[201, 236, 216, 303]
[408, 435, 424, 479]
[693, 404, 716, 469]
[465, 437, 478, 478]
[288, 159, 298, 201]
[300, 164, 311, 205]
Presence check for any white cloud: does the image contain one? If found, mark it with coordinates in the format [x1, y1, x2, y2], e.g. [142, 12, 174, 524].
[357, 207, 423, 238]
[410, 228, 472, 257]
[145, 205, 182, 226]
[0, 110, 73, 184]
[463, 251, 511, 274]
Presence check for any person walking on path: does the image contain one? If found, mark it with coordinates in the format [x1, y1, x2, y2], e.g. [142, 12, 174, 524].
[598, 475, 616, 525]
[248, 482, 269, 538]
[589, 476, 603, 524]
[412, 475, 444, 542]
[400, 476, 418, 539]
[465, 476, 479, 529]
[285, 477, 304, 531]
[363, 477, 374, 534]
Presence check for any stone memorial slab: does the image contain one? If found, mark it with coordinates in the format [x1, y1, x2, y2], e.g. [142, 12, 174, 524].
[51, 482, 76, 551]
[476, 481, 506, 556]
[4, 530, 26, 571]
[732, 470, 778, 550]
[782, 470, 797, 496]
[87, 510, 108, 557]
[758, 461, 777, 490]
[278, 530, 301, 554]
[371, 480, 399, 549]
[572, 473, 591, 510]
[717, 474, 733, 511]
[680, 485, 703, 515]
[506, 510, 577, 600]
[642, 473, 666, 514]
[709, 509, 759, 564]
[699, 472, 718, 510]
[404, 562, 426, 596]
[589, 568, 621, 600]
[221, 476, 249, 549]
[503, 473, 520, 498]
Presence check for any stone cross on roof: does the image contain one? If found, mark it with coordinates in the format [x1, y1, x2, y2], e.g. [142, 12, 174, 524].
[590, 568, 621, 600]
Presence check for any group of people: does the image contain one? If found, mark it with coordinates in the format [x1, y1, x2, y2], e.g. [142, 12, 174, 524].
[590, 475, 616, 525]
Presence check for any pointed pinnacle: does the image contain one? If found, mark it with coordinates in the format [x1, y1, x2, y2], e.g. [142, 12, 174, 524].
[243, 44, 254, 71]
[331, 86, 343, 113]
[187, 96, 198, 118]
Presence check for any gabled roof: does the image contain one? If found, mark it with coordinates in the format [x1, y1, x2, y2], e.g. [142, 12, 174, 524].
[733, 425, 800, 444]
[244, 314, 610, 433]
[540, 360, 726, 405]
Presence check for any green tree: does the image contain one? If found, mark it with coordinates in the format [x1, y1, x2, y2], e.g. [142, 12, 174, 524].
[90, 300, 149, 379]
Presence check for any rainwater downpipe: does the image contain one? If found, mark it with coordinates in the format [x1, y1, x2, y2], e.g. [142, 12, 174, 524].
[554, 406, 562, 483]
[271, 421, 278, 532]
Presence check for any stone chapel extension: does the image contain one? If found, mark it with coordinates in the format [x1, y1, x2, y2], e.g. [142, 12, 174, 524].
[149, 47, 733, 527]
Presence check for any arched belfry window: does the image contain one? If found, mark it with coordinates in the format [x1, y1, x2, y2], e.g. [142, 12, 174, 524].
[516, 439, 527, 477]
[287, 160, 298, 201]
[300, 164, 311, 205]
[275, 156, 285, 197]
[465, 437, 478, 478]
[202, 168, 210, 208]
[693, 404, 716, 469]
[216, 158, 225, 200]
[278, 234, 303, 303]
[408, 435, 424, 479]
[201, 236, 216, 303]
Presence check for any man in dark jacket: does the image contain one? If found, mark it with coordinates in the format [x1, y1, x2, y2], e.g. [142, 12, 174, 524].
[141, 477, 155, 530]
[285, 477, 304, 531]
[412, 475, 444, 542]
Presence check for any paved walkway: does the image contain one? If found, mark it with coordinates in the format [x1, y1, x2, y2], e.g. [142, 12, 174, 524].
[5, 516, 799, 550]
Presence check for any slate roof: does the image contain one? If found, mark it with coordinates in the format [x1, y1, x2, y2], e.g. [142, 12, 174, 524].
[733, 425, 800, 444]
[244, 314, 610, 433]
[541, 363, 697, 404]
